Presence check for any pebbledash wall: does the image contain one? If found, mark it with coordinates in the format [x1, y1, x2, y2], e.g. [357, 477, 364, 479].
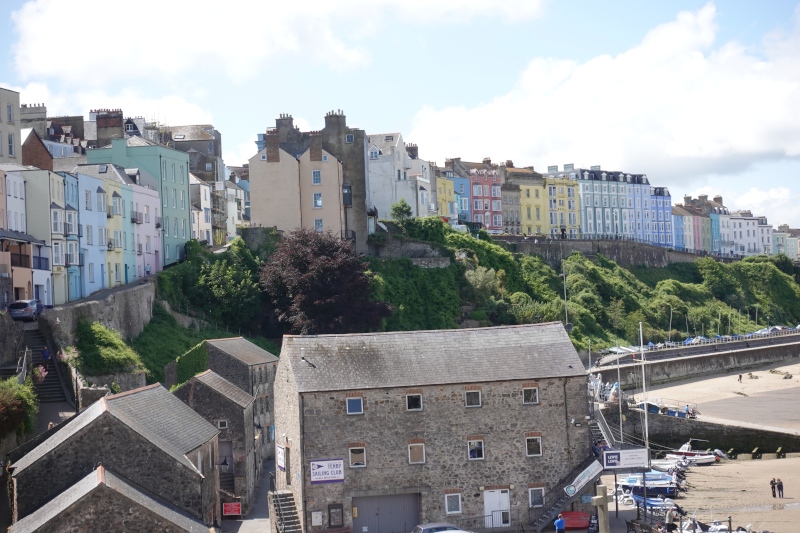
[277, 377, 589, 530]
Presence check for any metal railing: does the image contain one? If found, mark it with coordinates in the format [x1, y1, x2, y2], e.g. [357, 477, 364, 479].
[155, 216, 162, 228]
[33, 256, 49, 270]
[17, 347, 30, 384]
[528, 455, 601, 530]
[341, 230, 356, 241]
[453, 509, 520, 533]
[10, 253, 30, 268]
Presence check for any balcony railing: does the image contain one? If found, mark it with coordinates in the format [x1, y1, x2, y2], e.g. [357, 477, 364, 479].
[341, 230, 356, 241]
[10, 253, 30, 268]
[107, 205, 113, 218]
[65, 253, 83, 266]
[137, 244, 143, 256]
[155, 216, 162, 228]
[131, 211, 143, 224]
[32, 256, 49, 270]
[63, 224, 82, 237]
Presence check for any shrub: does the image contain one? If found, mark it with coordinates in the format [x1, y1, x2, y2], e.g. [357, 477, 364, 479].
[175, 342, 209, 385]
[75, 319, 144, 376]
[0, 377, 38, 438]
[470, 310, 488, 321]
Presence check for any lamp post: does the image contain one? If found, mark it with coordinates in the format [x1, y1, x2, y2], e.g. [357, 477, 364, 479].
[754, 304, 759, 326]
[667, 304, 673, 342]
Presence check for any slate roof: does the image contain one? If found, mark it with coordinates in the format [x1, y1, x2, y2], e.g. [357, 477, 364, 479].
[366, 132, 402, 155]
[193, 370, 255, 408]
[72, 163, 134, 185]
[168, 124, 216, 141]
[13, 384, 218, 474]
[0, 229, 44, 244]
[282, 323, 584, 393]
[10, 466, 207, 533]
[672, 205, 695, 217]
[206, 337, 279, 365]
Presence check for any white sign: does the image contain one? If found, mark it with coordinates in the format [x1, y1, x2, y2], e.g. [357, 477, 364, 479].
[276, 445, 285, 471]
[310, 459, 344, 484]
[564, 460, 604, 496]
[602, 448, 649, 470]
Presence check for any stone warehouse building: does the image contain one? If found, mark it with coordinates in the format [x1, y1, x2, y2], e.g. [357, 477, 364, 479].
[10, 384, 221, 527]
[272, 323, 590, 533]
[174, 370, 257, 516]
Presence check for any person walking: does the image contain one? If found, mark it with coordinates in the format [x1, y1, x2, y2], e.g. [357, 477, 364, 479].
[41, 345, 51, 370]
[554, 514, 566, 533]
[777, 478, 784, 498]
[145, 263, 151, 276]
[665, 506, 678, 532]
[771, 478, 777, 497]
[738, 374, 742, 383]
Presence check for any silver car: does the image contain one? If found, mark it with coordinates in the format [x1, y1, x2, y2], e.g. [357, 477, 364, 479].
[8, 299, 42, 321]
[412, 524, 473, 533]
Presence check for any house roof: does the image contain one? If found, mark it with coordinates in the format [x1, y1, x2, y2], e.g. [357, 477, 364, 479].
[206, 337, 279, 365]
[189, 173, 206, 185]
[193, 370, 255, 408]
[671, 205, 695, 217]
[72, 163, 134, 185]
[366, 132, 402, 155]
[13, 384, 218, 474]
[225, 180, 243, 190]
[168, 125, 216, 141]
[10, 466, 208, 533]
[281, 323, 584, 393]
[0, 229, 44, 245]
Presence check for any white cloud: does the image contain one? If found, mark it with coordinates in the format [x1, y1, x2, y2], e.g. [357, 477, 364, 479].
[409, 3, 800, 187]
[11, 0, 544, 85]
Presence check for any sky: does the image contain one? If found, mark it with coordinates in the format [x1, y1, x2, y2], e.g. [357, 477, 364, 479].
[2, 1, 799, 226]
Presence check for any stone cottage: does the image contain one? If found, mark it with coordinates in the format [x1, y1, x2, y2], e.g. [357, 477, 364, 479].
[206, 337, 279, 462]
[174, 369, 257, 516]
[10, 384, 221, 526]
[272, 323, 591, 533]
[10, 466, 209, 533]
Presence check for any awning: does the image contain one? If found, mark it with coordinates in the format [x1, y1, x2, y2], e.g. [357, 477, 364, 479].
[0, 229, 45, 245]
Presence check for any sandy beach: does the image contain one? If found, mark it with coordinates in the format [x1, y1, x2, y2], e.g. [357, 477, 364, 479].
[601, 360, 800, 532]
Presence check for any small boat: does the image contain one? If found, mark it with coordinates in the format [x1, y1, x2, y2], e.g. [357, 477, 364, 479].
[670, 440, 712, 458]
[665, 453, 717, 465]
[616, 481, 678, 497]
[630, 494, 676, 509]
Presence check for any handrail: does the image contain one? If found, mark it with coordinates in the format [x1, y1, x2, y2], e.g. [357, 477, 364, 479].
[528, 455, 601, 530]
[594, 402, 617, 444]
[270, 472, 288, 533]
[17, 347, 30, 384]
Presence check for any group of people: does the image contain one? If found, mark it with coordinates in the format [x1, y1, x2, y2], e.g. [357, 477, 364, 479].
[770, 477, 785, 498]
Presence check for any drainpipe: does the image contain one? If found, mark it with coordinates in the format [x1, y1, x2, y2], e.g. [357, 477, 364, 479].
[563, 378, 573, 466]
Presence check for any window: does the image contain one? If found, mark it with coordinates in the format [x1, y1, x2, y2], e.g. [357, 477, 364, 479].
[346, 397, 363, 415]
[529, 488, 545, 508]
[8, 133, 14, 156]
[468, 439, 484, 460]
[406, 394, 422, 411]
[162, 187, 168, 207]
[216, 420, 228, 429]
[492, 215, 502, 227]
[491, 186, 501, 197]
[172, 163, 175, 182]
[312, 170, 321, 184]
[492, 200, 501, 211]
[313, 192, 322, 208]
[445, 494, 462, 515]
[174, 218, 178, 237]
[322, 155, 328, 162]
[172, 189, 176, 208]
[408, 443, 425, 464]
[465, 390, 481, 407]
[314, 218, 323, 233]
[260, 154, 266, 160]
[345, 134, 354, 143]
[51, 211, 60, 233]
[88, 262, 94, 283]
[115, 263, 120, 282]
[523, 387, 539, 404]
[182, 219, 187, 238]
[526, 436, 542, 457]
[369, 148, 378, 159]
[6, 103, 13, 123]
[349, 447, 366, 467]
[53, 242, 62, 265]
[166, 245, 170, 259]
[206, 162, 212, 172]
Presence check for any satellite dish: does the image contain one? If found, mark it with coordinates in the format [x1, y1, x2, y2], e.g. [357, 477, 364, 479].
[565, 323, 574, 333]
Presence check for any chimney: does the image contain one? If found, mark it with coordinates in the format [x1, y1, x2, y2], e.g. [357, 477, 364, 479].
[482, 157, 491, 165]
[698, 194, 708, 203]
[310, 131, 322, 162]
[684, 195, 692, 205]
[505, 160, 513, 168]
[266, 130, 280, 163]
[275, 113, 294, 143]
[713, 195, 723, 205]
[405, 143, 419, 160]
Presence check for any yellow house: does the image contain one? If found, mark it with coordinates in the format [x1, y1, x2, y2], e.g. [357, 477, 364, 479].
[518, 181, 546, 236]
[543, 177, 581, 239]
[436, 175, 455, 219]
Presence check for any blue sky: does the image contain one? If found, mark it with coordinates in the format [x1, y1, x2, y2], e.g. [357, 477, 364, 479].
[2, 1, 800, 225]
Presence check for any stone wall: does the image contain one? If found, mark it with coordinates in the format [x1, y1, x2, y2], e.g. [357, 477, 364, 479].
[500, 238, 706, 269]
[371, 236, 446, 260]
[83, 370, 146, 392]
[238, 226, 281, 257]
[410, 257, 451, 269]
[0, 311, 25, 366]
[38, 280, 155, 347]
[598, 341, 800, 388]
[274, 373, 590, 532]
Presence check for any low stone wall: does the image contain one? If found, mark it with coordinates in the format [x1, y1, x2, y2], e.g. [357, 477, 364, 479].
[38, 281, 155, 347]
[410, 257, 451, 269]
[0, 311, 25, 366]
[83, 371, 146, 392]
[598, 341, 800, 388]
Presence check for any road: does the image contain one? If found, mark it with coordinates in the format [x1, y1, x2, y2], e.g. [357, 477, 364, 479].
[221, 459, 274, 533]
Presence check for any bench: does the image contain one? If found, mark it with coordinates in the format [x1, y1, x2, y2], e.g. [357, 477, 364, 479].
[751, 447, 762, 459]
[776, 447, 786, 459]
[727, 448, 737, 459]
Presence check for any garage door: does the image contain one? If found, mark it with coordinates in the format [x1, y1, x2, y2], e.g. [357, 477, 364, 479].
[352, 493, 420, 533]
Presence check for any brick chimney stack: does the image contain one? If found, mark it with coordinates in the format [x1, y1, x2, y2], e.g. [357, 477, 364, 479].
[310, 131, 322, 162]
[266, 129, 280, 162]
[405, 143, 419, 160]
[713, 195, 723, 205]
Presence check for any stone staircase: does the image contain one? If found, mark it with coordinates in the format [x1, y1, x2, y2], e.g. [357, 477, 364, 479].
[270, 491, 302, 533]
[220, 472, 236, 494]
[529, 456, 604, 532]
[24, 327, 67, 403]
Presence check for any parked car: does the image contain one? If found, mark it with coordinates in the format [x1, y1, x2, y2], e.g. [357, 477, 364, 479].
[412, 524, 474, 533]
[7, 299, 41, 321]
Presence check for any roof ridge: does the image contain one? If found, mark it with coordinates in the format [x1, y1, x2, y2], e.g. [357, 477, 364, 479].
[286, 321, 563, 340]
[105, 383, 161, 401]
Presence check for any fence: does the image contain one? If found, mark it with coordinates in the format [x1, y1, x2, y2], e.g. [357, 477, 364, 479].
[453, 509, 521, 533]
[16, 347, 30, 384]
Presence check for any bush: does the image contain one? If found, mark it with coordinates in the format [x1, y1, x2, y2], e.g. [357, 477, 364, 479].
[75, 319, 144, 376]
[470, 310, 488, 321]
[0, 377, 37, 438]
[175, 342, 208, 385]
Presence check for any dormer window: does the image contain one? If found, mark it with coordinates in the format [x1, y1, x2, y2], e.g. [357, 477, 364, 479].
[385, 135, 393, 142]
[369, 147, 379, 159]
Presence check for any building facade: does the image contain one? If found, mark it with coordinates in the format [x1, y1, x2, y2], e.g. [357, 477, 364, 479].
[0, 88, 22, 165]
[273, 324, 591, 533]
[447, 158, 504, 233]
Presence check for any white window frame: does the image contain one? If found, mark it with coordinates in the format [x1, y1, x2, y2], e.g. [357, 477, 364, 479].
[526, 436, 543, 457]
[217, 420, 228, 429]
[465, 390, 481, 408]
[345, 134, 354, 143]
[468, 439, 484, 460]
[349, 446, 366, 468]
[408, 443, 426, 464]
[445, 494, 462, 515]
[7, 133, 14, 156]
[312, 170, 322, 185]
[346, 397, 363, 415]
[529, 488, 545, 508]
[523, 387, 539, 405]
[313, 192, 322, 209]
[406, 394, 423, 411]
[88, 262, 94, 283]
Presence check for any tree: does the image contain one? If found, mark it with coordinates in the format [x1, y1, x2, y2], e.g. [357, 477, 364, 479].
[199, 260, 261, 325]
[260, 229, 392, 334]
[390, 198, 413, 224]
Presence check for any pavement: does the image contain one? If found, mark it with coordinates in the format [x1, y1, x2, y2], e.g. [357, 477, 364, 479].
[220, 459, 274, 533]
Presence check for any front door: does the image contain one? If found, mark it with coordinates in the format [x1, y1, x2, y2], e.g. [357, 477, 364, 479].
[483, 489, 511, 528]
[352, 493, 420, 533]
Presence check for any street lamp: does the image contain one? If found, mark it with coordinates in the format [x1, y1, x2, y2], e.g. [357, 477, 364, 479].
[666, 304, 673, 342]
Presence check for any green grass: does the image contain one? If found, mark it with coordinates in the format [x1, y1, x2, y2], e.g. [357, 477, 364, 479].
[630, 262, 703, 287]
[75, 319, 144, 376]
[131, 303, 278, 383]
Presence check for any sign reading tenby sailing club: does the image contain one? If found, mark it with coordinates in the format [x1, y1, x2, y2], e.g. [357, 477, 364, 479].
[564, 460, 604, 496]
[602, 448, 649, 470]
[310, 459, 345, 484]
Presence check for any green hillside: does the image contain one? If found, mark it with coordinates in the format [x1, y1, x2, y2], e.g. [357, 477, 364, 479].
[373, 217, 800, 350]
